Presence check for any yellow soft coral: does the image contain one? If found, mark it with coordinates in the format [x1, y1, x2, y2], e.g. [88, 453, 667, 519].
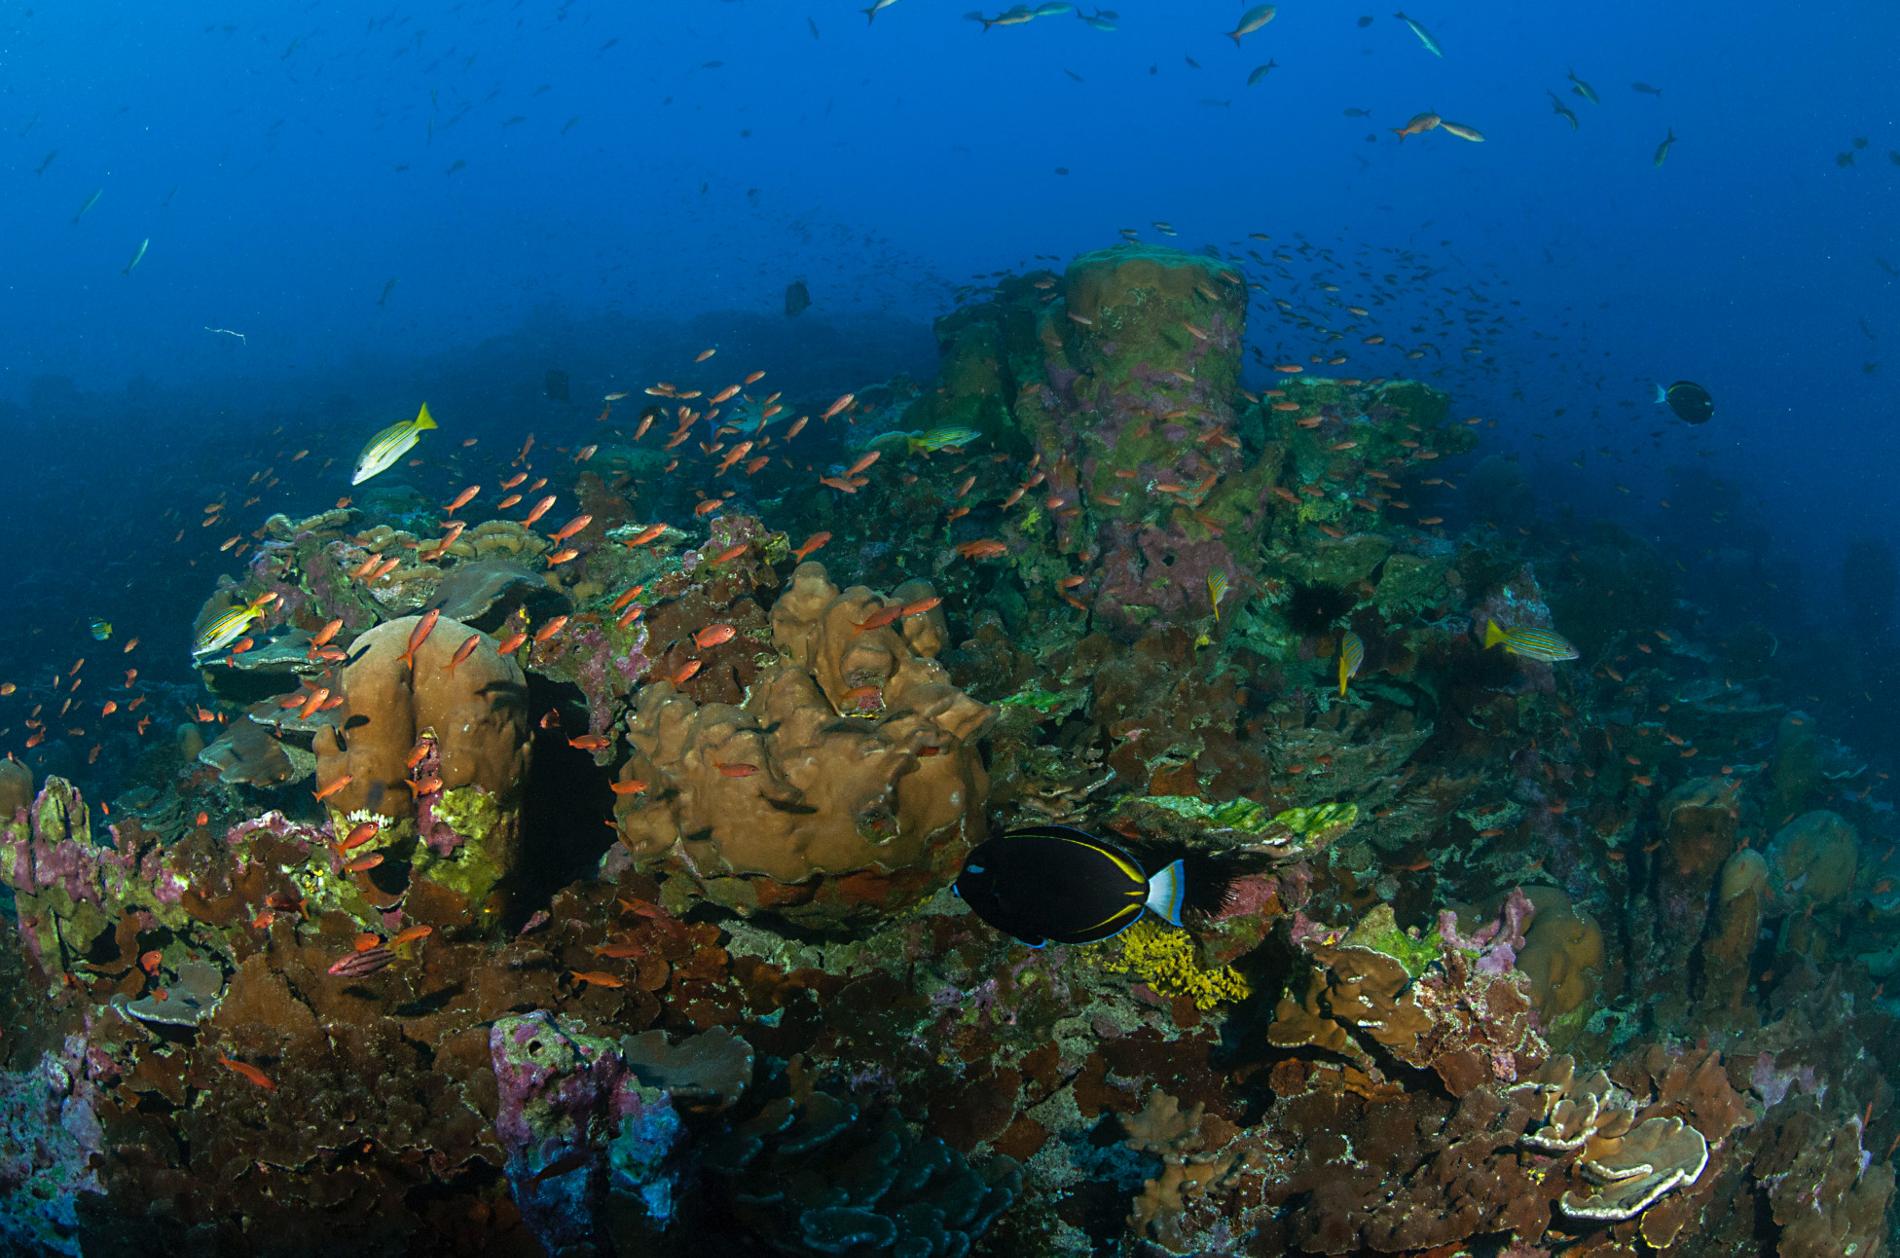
[1096, 919, 1251, 1010]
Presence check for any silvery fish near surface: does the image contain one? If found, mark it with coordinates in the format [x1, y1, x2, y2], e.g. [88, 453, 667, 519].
[1393, 10, 1443, 56]
[1653, 128, 1678, 168]
[1226, 3, 1275, 44]
[1483, 621, 1579, 663]
[351, 402, 438, 485]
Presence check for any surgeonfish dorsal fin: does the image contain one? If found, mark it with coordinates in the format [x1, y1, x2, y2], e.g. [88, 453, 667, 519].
[413, 402, 436, 431]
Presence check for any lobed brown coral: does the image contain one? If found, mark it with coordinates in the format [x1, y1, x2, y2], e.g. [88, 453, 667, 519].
[311, 614, 531, 926]
[614, 563, 992, 928]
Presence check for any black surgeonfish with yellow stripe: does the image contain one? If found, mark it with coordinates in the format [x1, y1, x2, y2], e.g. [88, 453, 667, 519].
[954, 825, 1186, 947]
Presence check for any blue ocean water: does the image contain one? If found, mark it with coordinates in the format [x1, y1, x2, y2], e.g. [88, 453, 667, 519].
[1, 2, 1897, 1254]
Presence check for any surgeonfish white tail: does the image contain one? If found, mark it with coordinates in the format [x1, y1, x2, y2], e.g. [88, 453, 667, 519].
[1144, 858, 1187, 927]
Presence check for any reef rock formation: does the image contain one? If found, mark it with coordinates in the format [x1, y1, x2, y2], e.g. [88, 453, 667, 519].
[311, 613, 531, 923]
[614, 562, 991, 927]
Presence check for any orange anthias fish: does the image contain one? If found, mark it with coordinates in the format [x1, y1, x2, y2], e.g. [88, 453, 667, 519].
[693, 624, 736, 649]
[956, 539, 1008, 560]
[626, 522, 667, 548]
[219, 1054, 276, 1090]
[523, 495, 557, 526]
[846, 450, 881, 477]
[900, 595, 942, 618]
[443, 484, 480, 515]
[313, 774, 354, 802]
[447, 633, 482, 673]
[610, 778, 649, 796]
[793, 531, 832, 561]
[569, 969, 627, 988]
[854, 605, 903, 634]
[549, 514, 593, 543]
[533, 615, 570, 644]
[568, 734, 610, 751]
[821, 393, 855, 421]
[400, 609, 441, 670]
[338, 820, 381, 851]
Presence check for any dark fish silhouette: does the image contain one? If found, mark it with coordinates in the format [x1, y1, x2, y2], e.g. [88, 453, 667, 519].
[1656, 380, 1713, 425]
[954, 825, 1184, 947]
[784, 279, 811, 317]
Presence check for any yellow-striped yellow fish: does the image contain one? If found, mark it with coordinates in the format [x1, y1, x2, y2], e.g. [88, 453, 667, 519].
[193, 593, 274, 660]
[1338, 630, 1365, 696]
[1483, 621, 1578, 663]
[351, 403, 437, 485]
[1208, 570, 1229, 621]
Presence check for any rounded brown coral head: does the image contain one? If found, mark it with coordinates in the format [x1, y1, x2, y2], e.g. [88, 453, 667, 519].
[616, 563, 992, 929]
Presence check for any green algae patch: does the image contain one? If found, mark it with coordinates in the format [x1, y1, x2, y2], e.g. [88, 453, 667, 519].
[411, 787, 514, 906]
[1110, 796, 1358, 858]
[1341, 903, 1441, 979]
[1136, 794, 1274, 835]
[434, 786, 503, 844]
[1273, 802, 1359, 844]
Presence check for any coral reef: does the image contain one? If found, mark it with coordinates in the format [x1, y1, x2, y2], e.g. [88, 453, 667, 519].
[4, 240, 1899, 1258]
[614, 562, 992, 928]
